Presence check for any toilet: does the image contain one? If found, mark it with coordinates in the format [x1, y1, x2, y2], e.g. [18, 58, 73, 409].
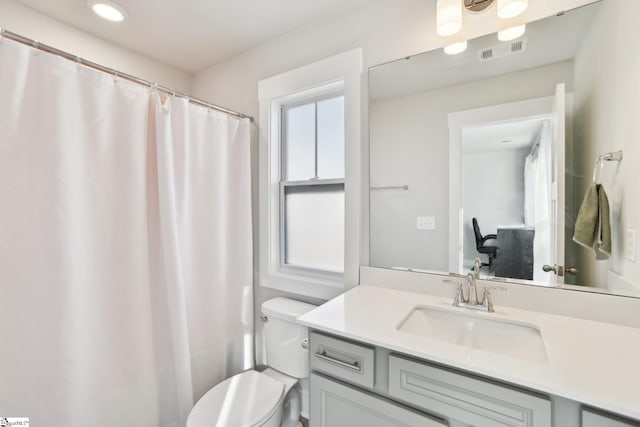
[187, 298, 317, 427]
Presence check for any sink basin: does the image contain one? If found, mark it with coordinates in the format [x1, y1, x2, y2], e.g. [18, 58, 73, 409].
[397, 306, 547, 363]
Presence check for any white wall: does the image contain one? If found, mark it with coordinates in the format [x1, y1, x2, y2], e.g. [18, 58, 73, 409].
[188, 0, 597, 366]
[192, 0, 596, 119]
[369, 61, 574, 271]
[462, 148, 529, 267]
[572, 0, 640, 293]
[0, 0, 191, 92]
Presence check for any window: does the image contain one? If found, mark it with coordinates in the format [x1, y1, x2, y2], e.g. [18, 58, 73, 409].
[258, 48, 362, 299]
[281, 95, 345, 274]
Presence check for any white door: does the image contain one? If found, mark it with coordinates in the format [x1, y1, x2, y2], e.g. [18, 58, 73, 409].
[550, 82, 566, 285]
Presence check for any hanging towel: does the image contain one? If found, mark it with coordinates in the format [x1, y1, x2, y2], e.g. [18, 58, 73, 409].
[572, 183, 611, 258]
[595, 184, 611, 258]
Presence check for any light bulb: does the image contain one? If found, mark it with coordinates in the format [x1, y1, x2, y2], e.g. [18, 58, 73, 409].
[437, 0, 462, 37]
[498, 24, 526, 41]
[444, 41, 468, 55]
[497, 0, 528, 19]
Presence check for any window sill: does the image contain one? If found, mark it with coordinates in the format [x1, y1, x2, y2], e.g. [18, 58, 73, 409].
[260, 270, 350, 300]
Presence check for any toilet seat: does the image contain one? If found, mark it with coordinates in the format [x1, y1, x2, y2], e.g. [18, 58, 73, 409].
[187, 370, 285, 427]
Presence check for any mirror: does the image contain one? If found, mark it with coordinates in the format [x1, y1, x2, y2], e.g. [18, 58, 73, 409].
[369, 0, 640, 298]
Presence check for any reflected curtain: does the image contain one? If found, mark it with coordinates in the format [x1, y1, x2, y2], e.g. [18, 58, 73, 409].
[0, 38, 253, 426]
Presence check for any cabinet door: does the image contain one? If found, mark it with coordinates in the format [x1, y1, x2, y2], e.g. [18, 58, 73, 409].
[388, 355, 551, 427]
[310, 373, 447, 427]
[582, 408, 640, 427]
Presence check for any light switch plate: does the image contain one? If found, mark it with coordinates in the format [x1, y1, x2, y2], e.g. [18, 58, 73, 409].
[417, 216, 436, 230]
[626, 229, 636, 262]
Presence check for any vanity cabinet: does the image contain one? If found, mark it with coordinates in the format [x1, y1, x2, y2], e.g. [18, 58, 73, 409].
[309, 330, 638, 427]
[309, 331, 550, 427]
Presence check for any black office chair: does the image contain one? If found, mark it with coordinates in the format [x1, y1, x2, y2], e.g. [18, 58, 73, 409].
[472, 218, 498, 271]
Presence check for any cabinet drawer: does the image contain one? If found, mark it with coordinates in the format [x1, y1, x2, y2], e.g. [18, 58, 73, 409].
[310, 373, 447, 427]
[582, 407, 640, 427]
[388, 354, 551, 427]
[309, 331, 375, 388]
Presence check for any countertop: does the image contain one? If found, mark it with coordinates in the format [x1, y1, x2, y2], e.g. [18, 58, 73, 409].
[297, 285, 640, 420]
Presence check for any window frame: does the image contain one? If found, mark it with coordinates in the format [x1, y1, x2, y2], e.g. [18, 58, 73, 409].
[258, 49, 362, 300]
[279, 92, 346, 277]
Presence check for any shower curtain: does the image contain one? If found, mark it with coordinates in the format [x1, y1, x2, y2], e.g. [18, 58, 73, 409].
[523, 120, 553, 284]
[0, 38, 253, 426]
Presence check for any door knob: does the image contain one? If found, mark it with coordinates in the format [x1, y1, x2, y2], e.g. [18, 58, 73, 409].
[565, 266, 578, 275]
[542, 264, 565, 276]
[543, 265, 577, 276]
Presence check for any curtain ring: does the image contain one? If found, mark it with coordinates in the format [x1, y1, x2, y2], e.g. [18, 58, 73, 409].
[112, 70, 119, 83]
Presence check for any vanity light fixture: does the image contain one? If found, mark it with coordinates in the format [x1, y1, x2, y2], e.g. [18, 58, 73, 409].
[498, 24, 526, 41]
[87, 0, 128, 22]
[438, 1, 528, 55]
[444, 41, 468, 55]
[497, 0, 528, 19]
[437, 0, 529, 37]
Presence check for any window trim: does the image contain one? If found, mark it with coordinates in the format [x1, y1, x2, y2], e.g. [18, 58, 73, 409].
[258, 49, 363, 300]
[280, 93, 346, 277]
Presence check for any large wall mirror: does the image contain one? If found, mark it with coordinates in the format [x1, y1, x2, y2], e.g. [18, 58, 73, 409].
[369, 0, 640, 298]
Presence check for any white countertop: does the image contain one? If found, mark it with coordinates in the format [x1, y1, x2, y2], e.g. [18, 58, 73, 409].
[297, 285, 640, 420]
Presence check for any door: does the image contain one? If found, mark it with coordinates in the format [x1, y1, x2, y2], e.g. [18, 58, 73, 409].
[549, 82, 566, 285]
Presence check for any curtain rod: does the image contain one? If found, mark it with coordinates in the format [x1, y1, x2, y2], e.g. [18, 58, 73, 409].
[0, 28, 254, 122]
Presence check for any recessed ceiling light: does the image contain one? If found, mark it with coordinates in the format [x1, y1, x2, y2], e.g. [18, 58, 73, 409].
[444, 41, 468, 55]
[87, 0, 128, 23]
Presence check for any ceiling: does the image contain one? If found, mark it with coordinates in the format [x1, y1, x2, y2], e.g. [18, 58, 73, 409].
[463, 117, 546, 153]
[17, 0, 376, 73]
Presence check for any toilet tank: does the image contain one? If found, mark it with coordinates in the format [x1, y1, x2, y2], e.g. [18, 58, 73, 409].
[261, 298, 317, 378]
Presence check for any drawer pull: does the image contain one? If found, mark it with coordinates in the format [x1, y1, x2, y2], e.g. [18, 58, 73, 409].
[314, 351, 361, 372]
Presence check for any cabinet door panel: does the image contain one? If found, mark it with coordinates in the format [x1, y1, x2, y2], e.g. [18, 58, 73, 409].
[388, 354, 551, 427]
[310, 373, 447, 427]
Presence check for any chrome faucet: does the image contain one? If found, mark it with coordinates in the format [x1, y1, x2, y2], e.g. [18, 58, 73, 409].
[473, 258, 482, 279]
[453, 274, 505, 313]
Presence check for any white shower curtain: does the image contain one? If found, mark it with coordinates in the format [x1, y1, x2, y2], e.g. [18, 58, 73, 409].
[524, 120, 554, 284]
[0, 38, 253, 426]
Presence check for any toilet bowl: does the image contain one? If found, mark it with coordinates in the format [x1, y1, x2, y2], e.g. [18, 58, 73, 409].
[186, 298, 316, 427]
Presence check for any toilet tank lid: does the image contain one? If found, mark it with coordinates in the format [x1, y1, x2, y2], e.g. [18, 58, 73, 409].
[261, 297, 317, 322]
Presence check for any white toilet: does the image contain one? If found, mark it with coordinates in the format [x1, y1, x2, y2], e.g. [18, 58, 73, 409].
[187, 298, 317, 427]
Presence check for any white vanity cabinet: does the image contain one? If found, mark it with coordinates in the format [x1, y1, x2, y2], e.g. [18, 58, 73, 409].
[308, 330, 639, 427]
[309, 331, 550, 427]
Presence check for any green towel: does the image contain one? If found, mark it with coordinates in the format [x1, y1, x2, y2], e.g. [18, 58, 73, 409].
[595, 184, 611, 258]
[572, 183, 611, 258]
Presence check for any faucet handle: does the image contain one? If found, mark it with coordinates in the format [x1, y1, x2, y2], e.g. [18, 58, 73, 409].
[453, 283, 467, 305]
[481, 286, 506, 313]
